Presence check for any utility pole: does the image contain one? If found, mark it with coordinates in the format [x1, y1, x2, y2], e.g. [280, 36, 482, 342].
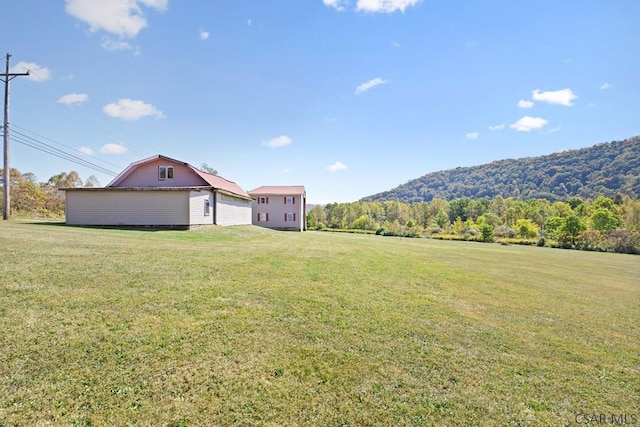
[1, 53, 29, 220]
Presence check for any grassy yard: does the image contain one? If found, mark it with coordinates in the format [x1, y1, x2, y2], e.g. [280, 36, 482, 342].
[0, 221, 638, 426]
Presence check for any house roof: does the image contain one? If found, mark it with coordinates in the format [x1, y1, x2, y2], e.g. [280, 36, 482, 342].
[106, 154, 251, 199]
[248, 185, 306, 196]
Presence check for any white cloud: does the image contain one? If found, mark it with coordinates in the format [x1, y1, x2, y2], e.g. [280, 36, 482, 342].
[323, 0, 347, 11]
[327, 161, 348, 172]
[356, 0, 420, 13]
[103, 99, 165, 120]
[100, 143, 128, 154]
[532, 88, 577, 106]
[391, 41, 401, 48]
[355, 77, 389, 95]
[465, 132, 479, 140]
[79, 146, 94, 155]
[65, 0, 167, 38]
[262, 135, 292, 148]
[199, 30, 209, 40]
[11, 62, 51, 82]
[58, 93, 89, 105]
[510, 116, 548, 132]
[489, 123, 505, 131]
[247, 19, 253, 26]
[101, 38, 134, 51]
[280, 168, 290, 174]
[600, 82, 612, 90]
[324, 0, 419, 12]
[518, 100, 534, 109]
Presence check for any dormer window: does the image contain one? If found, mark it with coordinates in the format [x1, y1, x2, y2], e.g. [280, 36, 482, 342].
[159, 166, 174, 180]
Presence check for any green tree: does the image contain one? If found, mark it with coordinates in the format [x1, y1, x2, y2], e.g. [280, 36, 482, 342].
[515, 218, 538, 239]
[84, 175, 100, 188]
[200, 163, 218, 175]
[479, 223, 494, 242]
[434, 208, 450, 229]
[591, 208, 618, 233]
[560, 215, 586, 246]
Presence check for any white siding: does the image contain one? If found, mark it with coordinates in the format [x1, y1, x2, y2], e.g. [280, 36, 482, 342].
[188, 191, 214, 225]
[66, 190, 189, 226]
[216, 193, 252, 226]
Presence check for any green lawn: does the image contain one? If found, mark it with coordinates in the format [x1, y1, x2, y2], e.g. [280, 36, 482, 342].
[0, 221, 638, 426]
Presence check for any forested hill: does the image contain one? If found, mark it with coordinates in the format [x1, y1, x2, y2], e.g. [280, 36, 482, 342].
[361, 136, 640, 203]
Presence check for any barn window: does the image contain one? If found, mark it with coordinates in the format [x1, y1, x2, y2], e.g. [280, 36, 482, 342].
[204, 199, 211, 216]
[158, 166, 174, 180]
[258, 213, 268, 222]
[284, 213, 295, 222]
[258, 196, 268, 204]
[285, 196, 294, 204]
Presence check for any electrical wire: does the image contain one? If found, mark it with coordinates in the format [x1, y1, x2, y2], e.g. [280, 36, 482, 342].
[12, 124, 124, 170]
[8, 131, 118, 176]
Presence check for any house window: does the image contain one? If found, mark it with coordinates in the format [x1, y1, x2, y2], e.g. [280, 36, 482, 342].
[258, 196, 268, 204]
[258, 213, 269, 222]
[204, 199, 211, 216]
[159, 166, 174, 180]
[285, 196, 295, 204]
[284, 213, 296, 222]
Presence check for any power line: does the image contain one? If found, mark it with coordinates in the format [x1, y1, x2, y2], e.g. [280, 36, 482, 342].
[8, 131, 118, 176]
[11, 124, 124, 170]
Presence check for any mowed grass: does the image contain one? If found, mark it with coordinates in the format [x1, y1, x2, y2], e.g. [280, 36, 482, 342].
[0, 221, 638, 426]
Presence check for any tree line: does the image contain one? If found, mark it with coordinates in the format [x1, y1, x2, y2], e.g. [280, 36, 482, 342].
[307, 195, 640, 254]
[0, 168, 99, 217]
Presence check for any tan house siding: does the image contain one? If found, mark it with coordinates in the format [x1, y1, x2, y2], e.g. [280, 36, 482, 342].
[66, 190, 189, 226]
[216, 193, 253, 226]
[188, 191, 214, 225]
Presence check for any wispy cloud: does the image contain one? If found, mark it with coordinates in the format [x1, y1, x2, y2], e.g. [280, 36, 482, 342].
[327, 161, 348, 172]
[532, 88, 577, 106]
[356, 0, 420, 13]
[58, 93, 89, 106]
[103, 98, 165, 120]
[11, 62, 51, 82]
[323, 0, 347, 11]
[510, 116, 548, 132]
[465, 132, 479, 140]
[324, 0, 420, 14]
[518, 100, 534, 109]
[65, 0, 168, 38]
[355, 77, 389, 95]
[100, 143, 128, 154]
[101, 38, 134, 52]
[79, 146, 94, 155]
[599, 82, 612, 90]
[262, 135, 293, 148]
[489, 123, 505, 131]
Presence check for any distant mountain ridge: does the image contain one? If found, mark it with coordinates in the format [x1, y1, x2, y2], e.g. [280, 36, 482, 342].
[361, 136, 640, 202]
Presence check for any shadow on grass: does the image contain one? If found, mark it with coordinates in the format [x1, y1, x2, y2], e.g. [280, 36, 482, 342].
[23, 220, 187, 232]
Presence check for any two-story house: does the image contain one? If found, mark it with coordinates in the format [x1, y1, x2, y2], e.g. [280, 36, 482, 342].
[248, 186, 306, 231]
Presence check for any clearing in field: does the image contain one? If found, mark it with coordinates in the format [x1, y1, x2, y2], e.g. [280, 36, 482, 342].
[0, 221, 638, 426]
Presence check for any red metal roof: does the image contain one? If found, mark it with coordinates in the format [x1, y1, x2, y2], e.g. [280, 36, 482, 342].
[248, 185, 306, 196]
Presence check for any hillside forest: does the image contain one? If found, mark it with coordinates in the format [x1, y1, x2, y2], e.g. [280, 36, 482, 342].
[362, 137, 640, 202]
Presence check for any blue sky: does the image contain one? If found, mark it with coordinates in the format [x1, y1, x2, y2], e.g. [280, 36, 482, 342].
[1, 0, 639, 204]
